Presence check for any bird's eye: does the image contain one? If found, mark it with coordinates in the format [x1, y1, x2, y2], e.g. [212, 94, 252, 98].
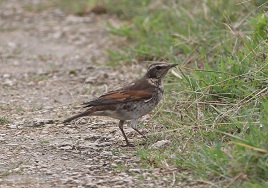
[155, 66, 162, 70]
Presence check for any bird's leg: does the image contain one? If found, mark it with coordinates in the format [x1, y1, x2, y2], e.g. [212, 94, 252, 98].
[118, 120, 134, 147]
[130, 119, 147, 140]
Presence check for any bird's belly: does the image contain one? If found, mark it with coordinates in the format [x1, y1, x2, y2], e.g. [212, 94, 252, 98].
[93, 93, 163, 120]
[114, 95, 162, 120]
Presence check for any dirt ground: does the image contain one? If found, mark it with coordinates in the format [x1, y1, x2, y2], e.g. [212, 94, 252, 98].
[0, 0, 192, 187]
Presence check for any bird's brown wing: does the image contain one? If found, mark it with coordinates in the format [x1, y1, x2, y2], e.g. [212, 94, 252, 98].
[83, 88, 153, 107]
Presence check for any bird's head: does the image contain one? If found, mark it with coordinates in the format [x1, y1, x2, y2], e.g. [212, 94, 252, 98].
[145, 62, 177, 79]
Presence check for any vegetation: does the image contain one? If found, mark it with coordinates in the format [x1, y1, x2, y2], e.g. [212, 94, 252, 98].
[32, 0, 268, 187]
[0, 116, 10, 125]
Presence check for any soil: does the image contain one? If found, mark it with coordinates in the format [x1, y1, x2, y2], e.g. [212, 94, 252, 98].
[0, 1, 196, 187]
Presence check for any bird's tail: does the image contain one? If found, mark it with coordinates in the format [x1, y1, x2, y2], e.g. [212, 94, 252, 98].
[63, 110, 92, 123]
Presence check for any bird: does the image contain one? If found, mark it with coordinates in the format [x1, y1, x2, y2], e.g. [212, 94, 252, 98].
[63, 62, 177, 146]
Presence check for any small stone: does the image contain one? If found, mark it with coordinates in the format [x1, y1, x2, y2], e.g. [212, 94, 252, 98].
[96, 142, 112, 147]
[45, 170, 53, 175]
[101, 151, 113, 156]
[13, 168, 21, 172]
[128, 169, 141, 174]
[8, 42, 16, 48]
[28, 120, 45, 127]
[3, 79, 14, 86]
[110, 163, 117, 167]
[3, 74, 11, 78]
[61, 156, 69, 160]
[60, 145, 73, 150]
[53, 31, 62, 39]
[9, 124, 17, 129]
[85, 76, 97, 83]
[151, 140, 171, 148]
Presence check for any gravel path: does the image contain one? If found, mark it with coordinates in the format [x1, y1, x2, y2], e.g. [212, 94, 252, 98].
[0, 1, 185, 187]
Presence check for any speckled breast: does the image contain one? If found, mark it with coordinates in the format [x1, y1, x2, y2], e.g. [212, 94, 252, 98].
[112, 88, 163, 120]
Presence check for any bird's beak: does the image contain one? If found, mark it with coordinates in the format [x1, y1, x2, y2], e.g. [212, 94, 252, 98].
[168, 63, 178, 68]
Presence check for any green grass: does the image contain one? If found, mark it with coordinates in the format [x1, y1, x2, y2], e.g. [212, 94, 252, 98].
[97, 0, 268, 187]
[34, 0, 268, 187]
[0, 116, 10, 125]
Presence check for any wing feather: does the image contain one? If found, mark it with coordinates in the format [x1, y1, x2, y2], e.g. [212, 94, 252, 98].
[83, 88, 153, 107]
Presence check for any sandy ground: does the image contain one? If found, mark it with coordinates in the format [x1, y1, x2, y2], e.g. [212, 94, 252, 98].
[0, 0, 190, 187]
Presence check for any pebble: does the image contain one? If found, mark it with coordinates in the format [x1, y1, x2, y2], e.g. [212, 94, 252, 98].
[97, 142, 113, 147]
[128, 169, 141, 174]
[3, 79, 14, 86]
[150, 140, 171, 148]
[9, 124, 17, 129]
[3, 74, 11, 78]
